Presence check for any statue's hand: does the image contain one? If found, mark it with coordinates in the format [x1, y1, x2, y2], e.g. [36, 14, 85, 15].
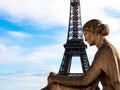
[48, 72, 56, 84]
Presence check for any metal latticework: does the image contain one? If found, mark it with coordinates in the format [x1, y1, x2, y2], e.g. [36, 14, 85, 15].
[58, 0, 90, 76]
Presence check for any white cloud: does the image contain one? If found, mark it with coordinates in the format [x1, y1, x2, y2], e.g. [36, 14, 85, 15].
[0, 44, 24, 64]
[26, 44, 64, 64]
[0, 43, 64, 65]
[0, 0, 69, 26]
[7, 31, 32, 38]
[0, 44, 63, 89]
[0, 74, 47, 90]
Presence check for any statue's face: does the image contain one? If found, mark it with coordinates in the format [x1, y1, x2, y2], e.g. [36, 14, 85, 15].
[83, 30, 95, 46]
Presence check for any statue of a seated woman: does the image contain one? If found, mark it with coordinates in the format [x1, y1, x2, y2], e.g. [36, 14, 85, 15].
[42, 19, 120, 90]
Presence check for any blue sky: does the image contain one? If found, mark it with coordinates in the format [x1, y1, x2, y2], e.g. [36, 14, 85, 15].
[0, 0, 120, 90]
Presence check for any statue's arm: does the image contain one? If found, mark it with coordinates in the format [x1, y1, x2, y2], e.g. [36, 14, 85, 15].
[79, 62, 102, 86]
[48, 62, 102, 87]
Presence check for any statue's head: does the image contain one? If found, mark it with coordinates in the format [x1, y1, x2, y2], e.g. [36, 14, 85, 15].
[83, 19, 109, 36]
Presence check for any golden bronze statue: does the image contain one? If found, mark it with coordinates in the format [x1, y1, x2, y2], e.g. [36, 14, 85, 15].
[42, 19, 120, 90]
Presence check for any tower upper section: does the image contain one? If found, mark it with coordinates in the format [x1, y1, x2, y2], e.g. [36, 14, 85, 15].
[67, 0, 83, 41]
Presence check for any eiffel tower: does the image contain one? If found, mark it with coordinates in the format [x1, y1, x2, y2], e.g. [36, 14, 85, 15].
[58, 0, 90, 76]
[41, 0, 100, 89]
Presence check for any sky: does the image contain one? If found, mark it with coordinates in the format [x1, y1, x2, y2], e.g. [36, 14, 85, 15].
[0, 0, 120, 90]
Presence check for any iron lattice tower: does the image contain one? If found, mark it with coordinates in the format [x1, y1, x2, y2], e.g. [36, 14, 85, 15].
[58, 0, 90, 76]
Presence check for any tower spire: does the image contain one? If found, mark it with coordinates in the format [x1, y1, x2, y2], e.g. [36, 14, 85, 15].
[58, 0, 90, 76]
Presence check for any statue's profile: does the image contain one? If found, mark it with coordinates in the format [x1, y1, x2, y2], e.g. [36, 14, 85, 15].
[43, 19, 120, 90]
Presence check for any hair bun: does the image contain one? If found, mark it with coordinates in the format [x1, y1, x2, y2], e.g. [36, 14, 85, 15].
[99, 24, 109, 36]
